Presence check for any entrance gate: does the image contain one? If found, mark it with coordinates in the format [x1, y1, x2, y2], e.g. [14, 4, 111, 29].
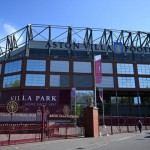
[0, 104, 83, 146]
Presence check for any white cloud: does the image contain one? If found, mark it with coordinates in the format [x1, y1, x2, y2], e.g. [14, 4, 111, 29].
[0, 23, 23, 50]
[3, 23, 23, 42]
[0, 23, 18, 38]
[3, 23, 17, 35]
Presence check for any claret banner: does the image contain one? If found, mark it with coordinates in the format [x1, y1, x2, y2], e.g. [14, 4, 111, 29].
[94, 55, 102, 84]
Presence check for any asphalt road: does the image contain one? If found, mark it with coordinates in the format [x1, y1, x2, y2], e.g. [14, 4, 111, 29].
[1, 131, 150, 150]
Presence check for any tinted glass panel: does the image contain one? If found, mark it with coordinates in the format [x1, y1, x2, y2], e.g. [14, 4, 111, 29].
[118, 77, 135, 88]
[97, 76, 114, 88]
[137, 64, 150, 75]
[117, 63, 134, 74]
[72, 90, 94, 116]
[25, 74, 45, 86]
[50, 75, 69, 87]
[74, 62, 91, 73]
[27, 60, 46, 71]
[111, 97, 117, 103]
[29, 49, 49, 57]
[102, 63, 113, 74]
[50, 61, 69, 72]
[4, 60, 22, 74]
[139, 77, 150, 88]
[72, 51, 90, 59]
[73, 75, 92, 87]
[114, 53, 133, 61]
[50, 50, 69, 59]
[3, 74, 21, 88]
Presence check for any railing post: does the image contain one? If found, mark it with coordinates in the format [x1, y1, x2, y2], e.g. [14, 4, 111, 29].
[135, 117, 137, 132]
[126, 116, 129, 133]
[144, 116, 147, 130]
[41, 105, 45, 142]
[8, 113, 13, 144]
[110, 115, 113, 135]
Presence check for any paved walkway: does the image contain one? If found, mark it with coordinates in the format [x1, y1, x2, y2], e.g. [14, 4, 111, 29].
[1, 131, 149, 150]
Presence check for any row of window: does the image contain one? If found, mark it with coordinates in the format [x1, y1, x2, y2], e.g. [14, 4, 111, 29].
[118, 77, 150, 88]
[98, 76, 150, 88]
[2, 74, 150, 88]
[3, 74, 93, 88]
[0, 60, 92, 74]
[111, 96, 150, 104]
[117, 64, 150, 75]
[1, 60, 150, 75]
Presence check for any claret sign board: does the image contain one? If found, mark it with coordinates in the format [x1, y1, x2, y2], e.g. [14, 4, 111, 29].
[0, 89, 71, 113]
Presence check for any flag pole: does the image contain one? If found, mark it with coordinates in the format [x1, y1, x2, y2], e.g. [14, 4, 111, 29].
[94, 59, 97, 107]
[71, 87, 77, 126]
[99, 88, 105, 126]
[102, 89, 105, 126]
[74, 88, 77, 126]
[102, 101, 105, 126]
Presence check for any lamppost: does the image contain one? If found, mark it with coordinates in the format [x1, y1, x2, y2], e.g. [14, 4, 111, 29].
[137, 91, 141, 118]
[116, 91, 121, 132]
[98, 88, 105, 126]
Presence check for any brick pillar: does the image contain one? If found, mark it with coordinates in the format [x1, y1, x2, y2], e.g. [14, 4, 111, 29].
[84, 107, 100, 137]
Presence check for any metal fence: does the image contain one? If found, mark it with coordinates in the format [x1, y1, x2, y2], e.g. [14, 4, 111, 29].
[0, 106, 150, 146]
[0, 106, 83, 146]
[99, 116, 150, 135]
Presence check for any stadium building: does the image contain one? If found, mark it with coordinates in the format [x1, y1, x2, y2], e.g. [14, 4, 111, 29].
[0, 24, 150, 116]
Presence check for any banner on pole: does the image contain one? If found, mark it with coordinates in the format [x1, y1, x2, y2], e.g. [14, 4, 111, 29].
[99, 88, 103, 103]
[94, 55, 102, 84]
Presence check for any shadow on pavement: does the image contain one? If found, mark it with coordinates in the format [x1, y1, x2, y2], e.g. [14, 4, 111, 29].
[144, 136, 150, 138]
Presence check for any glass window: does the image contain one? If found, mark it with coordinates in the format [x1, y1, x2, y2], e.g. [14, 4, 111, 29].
[117, 63, 134, 74]
[73, 75, 92, 87]
[25, 74, 45, 86]
[111, 97, 117, 103]
[73, 62, 91, 73]
[139, 77, 150, 88]
[102, 63, 113, 74]
[111, 96, 130, 104]
[3, 74, 21, 88]
[72, 90, 94, 116]
[27, 60, 46, 71]
[50, 50, 70, 59]
[133, 96, 141, 105]
[75, 90, 94, 104]
[4, 60, 22, 74]
[50, 60, 69, 72]
[116, 97, 122, 103]
[137, 64, 150, 75]
[97, 76, 114, 88]
[114, 53, 133, 61]
[72, 51, 90, 59]
[0, 64, 2, 74]
[142, 97, 150, 104]
[50, 75, 60, 86]
[122, 97, 130, 104]
[29, 49, 49, 57]
[50, 75, 69, 87]
[129, 96, 135, 104]
[118, 77, 135, 88]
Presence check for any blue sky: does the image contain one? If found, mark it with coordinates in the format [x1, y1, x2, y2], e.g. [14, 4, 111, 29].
[0, 0, 150, 38]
